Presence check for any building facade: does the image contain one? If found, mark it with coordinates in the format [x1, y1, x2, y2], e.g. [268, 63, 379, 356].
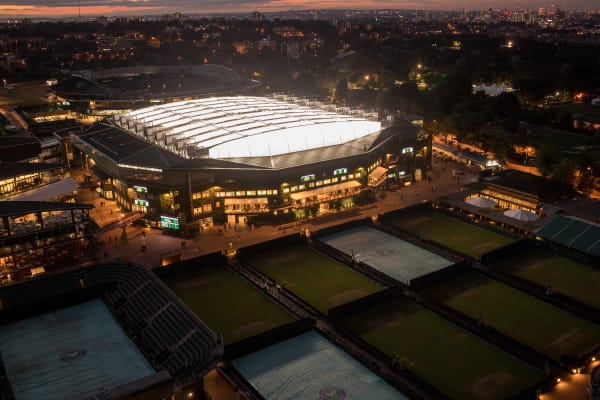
[74, 95, 428, 234]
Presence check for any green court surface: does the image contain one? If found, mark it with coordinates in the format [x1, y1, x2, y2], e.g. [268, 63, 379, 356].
[385, 209, 515, 259]
[245, 243, 384, 313]
[423, 272, 600, 361]
[495, 247, 600, 310]
[163, 264, 295, 344]
[340, 297, 544, 400]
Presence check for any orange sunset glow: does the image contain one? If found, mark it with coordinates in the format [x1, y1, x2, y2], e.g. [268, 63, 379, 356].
[0, 1, 595, 17]
[0, 5, 163, 17]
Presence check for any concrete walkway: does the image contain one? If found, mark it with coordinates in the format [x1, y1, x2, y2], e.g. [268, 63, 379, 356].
[76, 159, 476, 269]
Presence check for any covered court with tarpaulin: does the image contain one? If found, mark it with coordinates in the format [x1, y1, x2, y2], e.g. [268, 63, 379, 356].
[320, 226, 455, 286]
[232, 331, 410, 400]
[535, 214, 600, 260]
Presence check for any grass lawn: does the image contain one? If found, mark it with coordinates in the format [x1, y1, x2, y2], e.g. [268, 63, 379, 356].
[385, 209, 515, 259]
[339, 297, 544, 400]
[163, 264, 295, 344]
[245, 244, 384, 313]
[423, 272, 600, 361]
[495, 247, 600, 310]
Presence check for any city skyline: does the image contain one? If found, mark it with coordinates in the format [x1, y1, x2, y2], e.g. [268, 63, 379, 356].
[0, 0, 596, 18]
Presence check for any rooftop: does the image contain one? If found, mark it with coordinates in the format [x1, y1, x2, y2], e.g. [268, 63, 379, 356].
[116, 96, 382, 160]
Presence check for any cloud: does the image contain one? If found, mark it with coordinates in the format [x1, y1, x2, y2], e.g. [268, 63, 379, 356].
[0, 0, 594, 17]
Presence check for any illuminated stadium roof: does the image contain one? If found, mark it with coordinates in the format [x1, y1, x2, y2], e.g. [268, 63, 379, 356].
[114, 96, 382, 160]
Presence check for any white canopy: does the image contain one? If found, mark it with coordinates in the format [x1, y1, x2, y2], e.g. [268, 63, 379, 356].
[465, 197, 497, 208]
[504, 209, 538, 222]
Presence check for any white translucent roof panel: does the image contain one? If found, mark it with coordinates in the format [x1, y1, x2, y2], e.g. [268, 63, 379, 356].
[171, 121, 208, 134]
[162, 119, 191, 129]
[116, 96, 381, 159]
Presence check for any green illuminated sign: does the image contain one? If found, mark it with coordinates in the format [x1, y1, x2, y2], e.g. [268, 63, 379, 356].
[160, 216, 180, 230]
[135, 199, 149, 207]
[300, 174, 315, 182]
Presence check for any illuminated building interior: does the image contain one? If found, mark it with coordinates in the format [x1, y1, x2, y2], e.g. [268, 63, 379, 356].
[0, 202, 95, 282]
[0, 162, 71, 201]
[74, 95, 426, 231]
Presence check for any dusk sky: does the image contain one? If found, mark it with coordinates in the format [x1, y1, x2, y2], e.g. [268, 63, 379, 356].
[0, 1, 596, 18]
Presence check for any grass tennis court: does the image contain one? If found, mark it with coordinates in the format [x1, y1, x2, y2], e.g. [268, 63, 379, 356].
[339, 297, 544, 400]
[245, 243, 384, 313]
[384, 209, 516, 259]
[494, 247, 600, 310]
[163, 264, 295, 344]
[423, 272, 600, 361]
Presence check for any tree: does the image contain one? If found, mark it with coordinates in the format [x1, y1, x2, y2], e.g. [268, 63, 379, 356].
[576, 166, 595, 195]
[489, 92, 520, 118]
[335, 78, 349, 100]
[557, 112, 574, 131]
[551, 158, 578, 185]
[535, 146, 559, 177]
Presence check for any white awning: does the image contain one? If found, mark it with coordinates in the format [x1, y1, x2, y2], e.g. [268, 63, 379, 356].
[290, 180, 361, 200]
[368, 166, 388, 186]
[224, 197, 268, 206]
[2, 178, 78, 202]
